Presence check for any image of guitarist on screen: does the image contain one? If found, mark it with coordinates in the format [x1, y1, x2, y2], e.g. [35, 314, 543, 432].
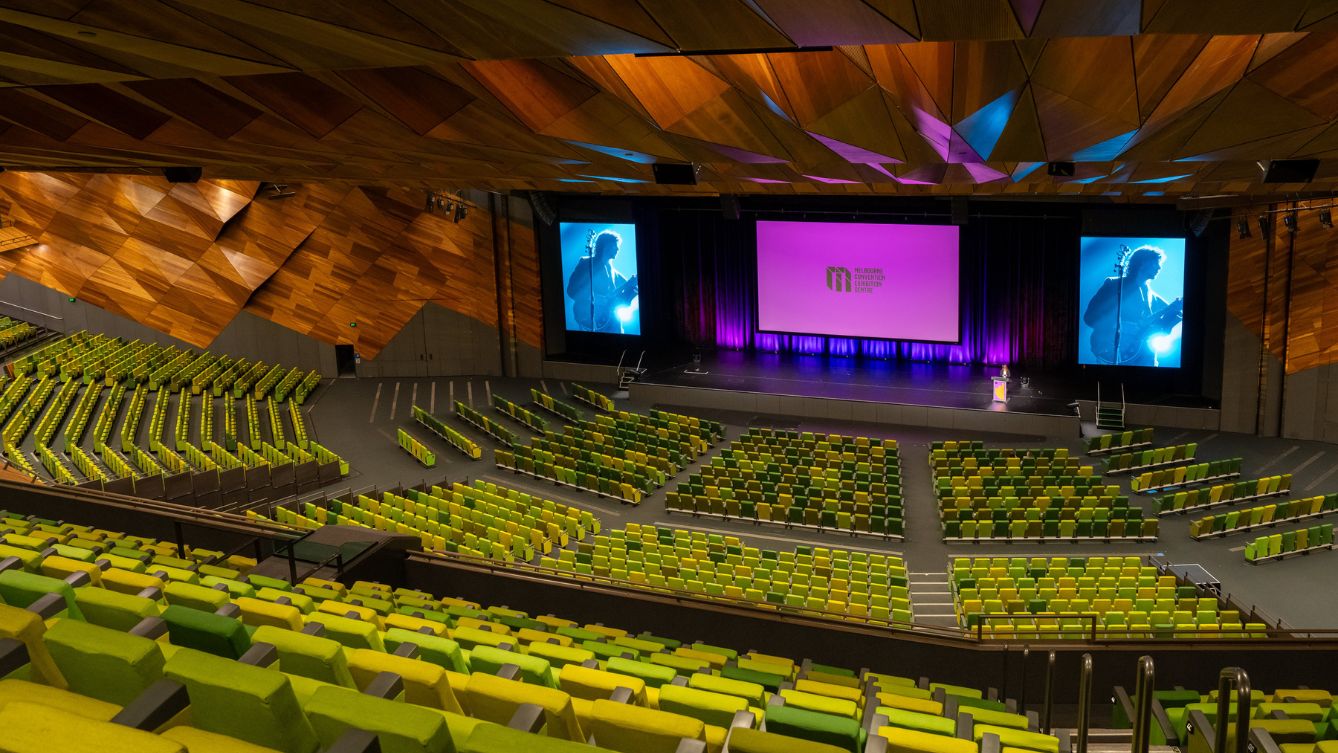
[1083, 245, 1184, 366]
[566, 228, 639, 334]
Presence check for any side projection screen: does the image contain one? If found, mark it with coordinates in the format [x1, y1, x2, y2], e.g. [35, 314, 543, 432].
[755, 220, 960, 342]
[1078, 235, 1187, 368]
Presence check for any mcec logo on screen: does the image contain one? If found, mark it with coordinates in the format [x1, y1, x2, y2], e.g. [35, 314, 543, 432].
[825, 266, 884, 293]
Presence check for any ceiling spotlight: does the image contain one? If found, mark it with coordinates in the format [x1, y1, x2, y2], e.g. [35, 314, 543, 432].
[425, 192, 434, 212]
[1258, 213, 1271, 236]
[1236, 217, 1251, 239]
[1283, 211, 1299, 234]
[1321, 209, 1333, 229]
[454, 203, 467, 223]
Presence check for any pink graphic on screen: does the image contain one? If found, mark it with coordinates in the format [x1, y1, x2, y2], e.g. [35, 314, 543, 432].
[756, 220, 960, 342]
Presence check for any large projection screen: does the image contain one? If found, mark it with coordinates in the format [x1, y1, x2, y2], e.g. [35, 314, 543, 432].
[756, 220, 960, 342]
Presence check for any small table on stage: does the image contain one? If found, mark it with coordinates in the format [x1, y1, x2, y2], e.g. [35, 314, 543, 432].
[992, 377, 1008, 403]
[1166, 563, 1221, 595]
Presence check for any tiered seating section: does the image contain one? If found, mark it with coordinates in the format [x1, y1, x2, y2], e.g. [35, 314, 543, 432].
[1085, 427, 1153, 455]
[1246, 523, 1335, 563]
[454, 400, 519, 447]
[1101, 443, 1196, 475]
[931, 441, 1157, 541]
[569, 382, 616, 411]
[493, 394, 549, 433]
[267, 480, 600, 562]
[950, 556, 1260, 639]
[497, 406, 723, 505]
[1188, 494, 1338, 539]
[1130, 457, 1242, 494]
[1156, 475, 1291, 515]
[0, 508, 1047, 753]
[0, 331, 346, 486]
[0, 316, 38, 351]
[667, 428, 904, 538]
[414, 405, 483, 459]
[546, 523, 914, 625]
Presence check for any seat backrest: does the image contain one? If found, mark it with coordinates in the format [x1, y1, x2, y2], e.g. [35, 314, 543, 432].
[589, 697, 706, 753]
[163, 647, 320, 753]
[727, 727, 851, 753]
[465, 671, 584, 741]
[44, 618, 164, 705]
[251, 625, 355, 687]
[304, 684, 453, 753]
[658, 683, 749, 728]
[0, 602, 65, 687]
[469, 645, 554, 687]
[348, 648, 462, 713]
[764, 703, 862, 753]
[383, 628, 468, 674]
[161, 604, 251, 659]
[73, 586, 160, 632]
[558, 663, 647, 705]
[0, 701, 184, 753]
[0, 569, 82, 619]
[460, 724, 616, 753]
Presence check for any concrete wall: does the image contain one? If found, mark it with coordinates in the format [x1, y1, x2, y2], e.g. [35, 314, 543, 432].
[355, 303, 504, 378]
[0, 275, 337, 375]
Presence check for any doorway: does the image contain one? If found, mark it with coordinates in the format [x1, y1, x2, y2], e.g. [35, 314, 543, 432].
[335, 344, 358, 377]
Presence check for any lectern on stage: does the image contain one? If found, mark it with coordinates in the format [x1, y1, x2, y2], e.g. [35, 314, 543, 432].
[992, 376, 1008, 403]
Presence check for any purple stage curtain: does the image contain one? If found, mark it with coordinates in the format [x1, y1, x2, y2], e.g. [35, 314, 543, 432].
[664, 211, 1074, 369]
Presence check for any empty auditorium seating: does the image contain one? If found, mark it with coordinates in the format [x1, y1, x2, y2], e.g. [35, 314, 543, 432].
[398, 428, 438, 468]
[544, 523, 913, 625]
[1188, 494, 1338, 539]
[0, 509, 1049, 753]
[265, 480, 600, 562]
[1101, 443, 1196, 475]
[493, 394, 550, 433]
[0, 330, 346, 486]
[497, 407, 721, 505]
[1130, 458, 1243, 493]
[667, 428, 902, 537]
[455, 400, 521, 447]
[414, 405, 483, 459]
[950, 556, 1260, 638]
[532, 388, 584, 422]
[1245, 524, 1335, 562]
[569, 382, 617, 412]
[931, 442, 1155, 541]
[1156, 475, 1291, 514]
[1085, 428, 1153, 455]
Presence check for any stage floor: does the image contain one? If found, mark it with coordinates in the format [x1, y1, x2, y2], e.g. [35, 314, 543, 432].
[641, 352, 1077, 416]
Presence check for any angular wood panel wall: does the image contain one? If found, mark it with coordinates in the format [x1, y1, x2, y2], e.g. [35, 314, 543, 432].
[0, 173, 542, 359]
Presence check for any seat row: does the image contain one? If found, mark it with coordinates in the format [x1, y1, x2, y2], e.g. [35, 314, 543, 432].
[531, 388, 583, 422]
[568, 382, 616, 412]
[414, 405, 483, 460]
[493, 394, 549, 434]
[496, 445, 650, 504]
[544, 525, 913, 625]
[1101, 443, 1196, 475]
[1155, 475, 1290, 515]
[1188, 494, 1338, 539]
[454, 401, 520, 447]
[1130, 457, 1243, 493]
[1085, 428, 1154, 455]
[1245, 523, 1335, 563]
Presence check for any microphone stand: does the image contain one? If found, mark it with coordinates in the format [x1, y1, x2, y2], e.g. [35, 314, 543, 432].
[1112, 245, 1129, 364]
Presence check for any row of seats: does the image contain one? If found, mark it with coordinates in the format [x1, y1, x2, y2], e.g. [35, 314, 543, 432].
[531, 389, 583, 422]
[1101, 443, 1197, 475]
[399, 428, 438, 468]
[454, 400, 520, 448]
[497, 445, 650, 504]
[568, 382, 616, 412]
[1155, 475, 1290, 514]
[544, 525, 913, 625]
[943, 515, 1158, 541]
[414, 405, 483, 460]
[1085, 428, 1153, 455]
[493, 394, 549, 434]
[1129, 683, 1338, 748]
[0, 316, 37, 352]
[1188, 494, 1338, 539]
[0, 510, 1044, 753]
[1245, 524, 1335, 562]
[1130, 457, 1243, 493]
[265, 481, 600, 562]
[934, 477, 1110, 500]
[950, 557, 1251, 637]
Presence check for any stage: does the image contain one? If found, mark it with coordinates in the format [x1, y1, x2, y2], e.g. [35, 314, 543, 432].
[630, 352, 1084, 437]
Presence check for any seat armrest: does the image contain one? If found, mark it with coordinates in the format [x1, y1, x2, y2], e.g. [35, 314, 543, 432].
[364, 671, 404, 700]
[274, 596, 292, 606]
[239, 642, 279, 667]
[581, 659, 599, 669]
[865, 735, 889, 753]
[729, 710, 755, 730]
[956, 712, 975, 740]
[129, 617, 168, 640]
[27, 592, 66, 620]
[301, 622, 326, 636]
[215, 603, 241, 619]
[417, 626, 435, 635]
[63, 570, 92, 588]
[496, 663, 521, 681]
[112, 679, 190, 731]
[135, 586, 163, 601]
[0, 637, 29, 677]
[608, 687, 634, 704]
[392, 643, 419, 659]
[673, 738, 706, 753]
[507, 703, 546, 733]
[325, 728, 381, 753]
[671, 676, 688, 686]
[0, 556, 20, 573]
[767, 694, 785, 707]
[980, 732, 1001, 753]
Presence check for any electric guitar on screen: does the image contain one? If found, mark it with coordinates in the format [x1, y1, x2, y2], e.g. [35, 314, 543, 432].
[571, 229, 639, 331]
[1087, 247, 1184, 365]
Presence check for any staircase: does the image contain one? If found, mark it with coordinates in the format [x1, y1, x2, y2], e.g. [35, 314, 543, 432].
[1095, 383, 1126, 431]
[616, 350, 646, 391]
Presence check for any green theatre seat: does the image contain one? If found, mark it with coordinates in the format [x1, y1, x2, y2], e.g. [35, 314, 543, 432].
[161, 605, 251, 660]
[727, 727, 851, 753]
[250, 625, 355, 687]
[764, 703, 864, 753]
[44, 618, 165, 706]
[461, 724, 616, 753]
[0, 701, 183, 753]
[305, 684, 462, 753]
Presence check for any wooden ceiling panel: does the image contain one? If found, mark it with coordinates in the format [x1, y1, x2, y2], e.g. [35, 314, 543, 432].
[633, 0, 792, 52]
[752, 0, 917, 45]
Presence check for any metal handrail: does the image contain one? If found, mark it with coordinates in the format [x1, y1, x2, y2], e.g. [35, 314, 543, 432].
[0, 301, 63, 322]
[1076, 653, 1093, 753]
[1215, 668, 1252, 753]
[1130, 656, 1155, 753]
[1041, 650, 1056, 733]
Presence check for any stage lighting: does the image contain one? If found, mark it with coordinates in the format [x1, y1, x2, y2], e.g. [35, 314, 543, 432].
[454, 203, 467, 223]
[1321, 209, 1333, 229]
[1258, 213, 1271, 236]
[425, 192, 434, 212]
[1237, 217, 1251, 239]
[1283, 211, 1298, 234]
[614, 298, 639, 325]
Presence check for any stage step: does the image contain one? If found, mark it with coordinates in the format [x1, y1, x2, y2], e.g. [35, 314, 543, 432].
[1096, 406, 1125, 430]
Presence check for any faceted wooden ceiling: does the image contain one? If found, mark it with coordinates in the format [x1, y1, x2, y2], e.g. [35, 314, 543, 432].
[1, 3, 1338, 196]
